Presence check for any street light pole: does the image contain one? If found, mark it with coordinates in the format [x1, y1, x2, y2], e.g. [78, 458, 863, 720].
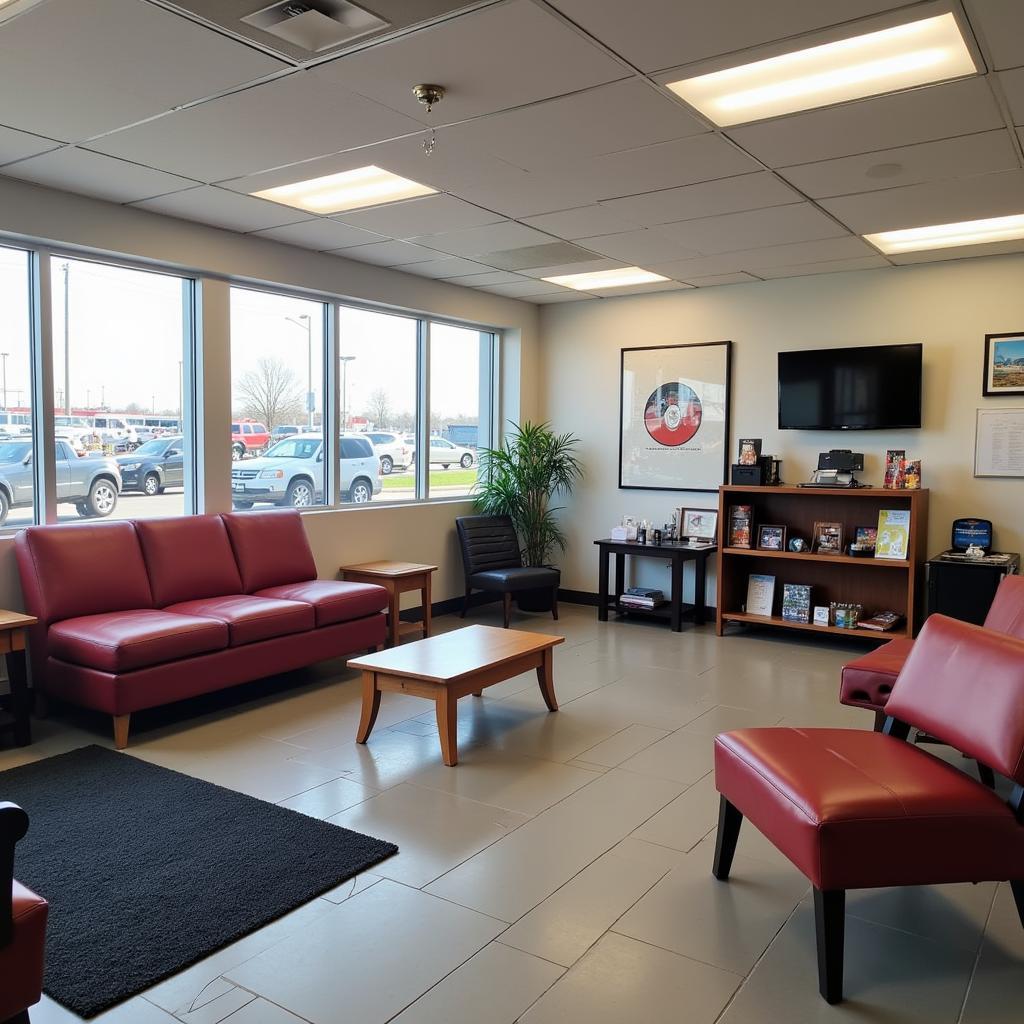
[62, 262, 71, 417]
[340, 356, 356, 432]
[285, 314, 313, 429]
[0, 352, 8, 410]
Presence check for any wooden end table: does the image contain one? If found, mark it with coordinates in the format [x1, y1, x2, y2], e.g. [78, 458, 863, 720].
[341, 561, 438, 648]
[0, 611, 37, 748]
[348, 624, 564, 766]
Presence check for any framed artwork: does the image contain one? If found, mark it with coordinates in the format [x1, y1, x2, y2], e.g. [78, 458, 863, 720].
[975, 407, 1024, 477]
[757, 524, 787, 551]
[619, 341, 732, 491]
[737, 438, 762, 465]
[983, 332, 1024, 396]
[681, 508, 719, 540]
[812, 521, 844, 556]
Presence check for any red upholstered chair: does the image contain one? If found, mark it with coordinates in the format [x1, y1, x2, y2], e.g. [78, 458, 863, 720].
[713, 615, 1024, 1004]
[0, 803, 47, 1024]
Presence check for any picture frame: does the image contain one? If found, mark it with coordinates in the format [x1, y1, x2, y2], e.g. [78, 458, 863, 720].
[812, 520, 844, 556]
[983, 332, 1024, 396]
[756, 524, 787, 551]
[728, 504, 753, 548]
[619, 341, 732, 491]
[681, 508, 719, 541]
[737, 438, 762, 466]
[974, 408, 1024, 478]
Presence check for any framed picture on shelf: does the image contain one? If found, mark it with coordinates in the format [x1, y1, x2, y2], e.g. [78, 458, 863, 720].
[812, 521, 844, 556]
[757, 524, 787, 551]
[745, 574, 775, 617]
[728, 505, 753, 548]
[782, 584, 812, 623]
[737, 438, 762, 465]
[619, 341, 732, 491]
[983, 332, 1024, 396]
[681, 508, 719, 541]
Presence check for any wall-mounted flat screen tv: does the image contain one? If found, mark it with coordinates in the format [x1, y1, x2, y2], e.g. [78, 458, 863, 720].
[778, 343, 922, 430]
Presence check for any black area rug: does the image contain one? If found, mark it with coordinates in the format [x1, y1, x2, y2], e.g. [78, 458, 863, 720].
[1, 745, 397, 1018]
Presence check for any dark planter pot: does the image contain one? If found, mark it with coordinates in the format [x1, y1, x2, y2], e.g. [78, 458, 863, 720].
[516, 568, 560, 612]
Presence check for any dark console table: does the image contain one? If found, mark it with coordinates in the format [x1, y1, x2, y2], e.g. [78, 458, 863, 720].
[594, 539, 716, 632]
[0, 611, 35, 748]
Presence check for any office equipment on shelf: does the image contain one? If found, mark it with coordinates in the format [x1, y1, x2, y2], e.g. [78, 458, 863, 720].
[798, 451, 867, 488]
[926, 550, 1020, 626]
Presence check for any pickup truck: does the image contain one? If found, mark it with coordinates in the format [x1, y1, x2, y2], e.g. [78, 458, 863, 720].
[0, 438, 121, 525]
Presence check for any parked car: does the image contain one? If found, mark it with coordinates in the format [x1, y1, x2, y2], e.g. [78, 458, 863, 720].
[271, 424, 303, 441]
[230, 433, 380, 508]
[0, 438, 120, 525]
[115, 435, 184, 495]
[366, 431, 411, 474]
[411, 436, 476, 469]
[231, 420, 270, 460]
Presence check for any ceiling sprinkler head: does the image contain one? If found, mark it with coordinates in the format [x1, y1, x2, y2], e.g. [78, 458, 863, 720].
[412, 84, 445, 114]
[281, 3, 312, 16]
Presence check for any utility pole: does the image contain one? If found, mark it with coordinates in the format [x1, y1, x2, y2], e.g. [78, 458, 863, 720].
[0, 352, 8, 410]
[286, 314, 313, 429]
[62, 262, 71, 416]
[340, 355, 356, 432]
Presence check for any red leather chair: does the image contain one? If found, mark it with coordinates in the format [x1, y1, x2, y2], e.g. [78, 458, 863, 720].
[0, 803, 47, 1024]
[713, 615, 1024, 1003]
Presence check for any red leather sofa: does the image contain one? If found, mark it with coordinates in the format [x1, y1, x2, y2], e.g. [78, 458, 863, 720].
[15, 511, 388, 748]
[714, 615, 1024, 1004]
[1, 802, 47, 1024]
[839, 574, 1024, 721]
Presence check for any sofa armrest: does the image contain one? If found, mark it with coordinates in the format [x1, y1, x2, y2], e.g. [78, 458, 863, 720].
[0, 801, 29, 948]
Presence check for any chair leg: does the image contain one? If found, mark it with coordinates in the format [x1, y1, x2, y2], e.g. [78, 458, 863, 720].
[113, 714, 130, 750]
[503, 592, 512, 629]
[711, 796, 743, 881]
[461, 586, 472, 619]
[1010, 880, 1024, 929]
[6, 1010, 30, 1024]
[813, 888, 846, 1004]
[977, 762, 997, 789]
[551, 586, 559, 621]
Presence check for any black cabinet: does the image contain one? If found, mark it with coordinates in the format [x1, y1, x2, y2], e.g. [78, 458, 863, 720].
[926, 553, 1020, 625]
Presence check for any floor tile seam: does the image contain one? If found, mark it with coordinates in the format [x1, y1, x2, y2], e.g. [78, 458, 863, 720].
[843, 903, 993, 956]
[396, 877, 514, 926]
[276, 780, 380, 816]
[216, 983, 316, 1024]
[573, 723, 674, 767]
[956, 883, 1000, 1024]
[384, 775, 542, 822]
[491, 938, 573, 973]
[627, 822, 717, 857]
[614, 763, 715, 786]
[604, 927, 748, 980]
[173, 974, 253, 1017]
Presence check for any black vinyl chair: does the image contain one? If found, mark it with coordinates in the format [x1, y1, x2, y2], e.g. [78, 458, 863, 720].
[456, 515, 560, 628]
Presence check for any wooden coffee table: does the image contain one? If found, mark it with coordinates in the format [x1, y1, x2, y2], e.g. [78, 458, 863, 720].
[348, 624, 564, 766]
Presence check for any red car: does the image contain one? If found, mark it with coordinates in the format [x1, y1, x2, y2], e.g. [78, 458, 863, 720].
[231, 420, 269, 460]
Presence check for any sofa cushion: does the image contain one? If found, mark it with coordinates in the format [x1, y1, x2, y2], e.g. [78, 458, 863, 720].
[49, 610, 228, 673]
[0, 881, 48, 1022]
[165, 595, 314, 646]
[256, 580, 388, 627]
[838, 637, 914, 711]
[136, 516, 243, 606]
[221, 510, 317, 593]
[15, 522, 152, 624]
[983, 574, 1024, 636]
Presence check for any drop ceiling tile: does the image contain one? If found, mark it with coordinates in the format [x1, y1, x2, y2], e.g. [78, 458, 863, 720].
[397, 258, 500, 279]
[330, 239, 441, 266]
[1000, 68, 1024, 124]
[325, 0, 627, 123]
[442, 80, 707, 170]
[250, 219, 386, 251]
[651, 235, 875, 277]
[0, 0, 284, 142]
[446, 271, 526, 287]
[0, 125, 60, 166]
[599, 172, 799, 227]
[755, 255, 892, 278]
[90, 68, 423, 183]
[1, 147, 197, 204]
[650, 254, 756, 279]
[453, 166, 603, 218]
[779, 130, 1020, 199]
[968, 0, 1024, 70]
[603, 280, 695, 295]
[409, 221, 554, 258]
[481, 280, 566, 298]
[521, 258, 626, 279]
[686, 272, 761, 286]
[657, 203, 848, 254]
[132, 185, 308, 232]
[533, 291, 595, 303]
[886, 237, 1024, 264]
[576, 229, 701, 264]
[727, 78, 1004, 168]
[522, 205, 644, 239]
[820, 169, 1024, 233]
[335, 194, 502, 237]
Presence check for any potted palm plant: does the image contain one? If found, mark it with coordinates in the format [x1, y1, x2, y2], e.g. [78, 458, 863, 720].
[474, 421, 583, 610]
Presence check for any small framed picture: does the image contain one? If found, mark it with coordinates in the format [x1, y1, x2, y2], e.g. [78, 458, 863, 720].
[737, 438, 762, 466]
[757, 524, 787, 551]
[681, 508, 719, 541]
[983, 332, 1024, 396]
[855, 527, 877, 547]
[727, 505, 753, 548]
[812, 521, 844, 555]
[813, 605, 831, 627]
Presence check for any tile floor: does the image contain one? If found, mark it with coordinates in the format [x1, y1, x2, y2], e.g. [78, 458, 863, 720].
[3, 604, 1021, 1023]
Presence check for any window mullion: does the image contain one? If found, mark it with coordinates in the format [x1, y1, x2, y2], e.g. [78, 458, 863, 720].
[416, 319, 430, 502]
[28, 249, 57, 524]
[325, 302, 341, 507]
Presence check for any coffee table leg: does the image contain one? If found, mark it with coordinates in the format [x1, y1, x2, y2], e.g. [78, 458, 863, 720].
[536, 648, 558, 712]
[436, 690, 458, 766]
[356, 671, 381, 744]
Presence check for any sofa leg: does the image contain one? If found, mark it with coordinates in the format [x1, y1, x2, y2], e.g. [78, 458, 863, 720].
[461, 587, 472, 619]
[977, 762, 997, 789]
[1010, 881, 1024, 929]
[551, 587, 559, 621]
[711, 796, 742, 881]
[503, 593, 512, 629]
[113, 714, 130, 750]
[6, 1010, 30, 1024]
[813, 888, 846, 1004]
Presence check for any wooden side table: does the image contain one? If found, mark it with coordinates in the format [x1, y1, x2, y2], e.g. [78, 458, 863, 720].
[0, 611, 37, 748]
[341, 561, 438, 648]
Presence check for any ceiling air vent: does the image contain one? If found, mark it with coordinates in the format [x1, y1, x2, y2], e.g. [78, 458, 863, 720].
[242, 0, 389, 52]
[480, 242, 601, 272]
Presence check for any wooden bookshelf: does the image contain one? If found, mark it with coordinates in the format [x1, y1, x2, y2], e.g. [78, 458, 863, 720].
[716, 485, 929, 641]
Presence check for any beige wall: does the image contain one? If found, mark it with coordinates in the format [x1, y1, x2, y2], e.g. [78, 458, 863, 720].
[539, 255, 1024, 603]
[0, 177, 541, 611]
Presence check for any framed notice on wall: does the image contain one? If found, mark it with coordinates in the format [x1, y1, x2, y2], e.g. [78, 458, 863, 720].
[975, 407, 1024, 477]
[619, 341, 732, 492]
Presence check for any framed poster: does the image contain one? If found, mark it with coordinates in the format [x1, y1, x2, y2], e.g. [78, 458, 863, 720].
[975, 407, 1024, 477]
[619, 340, 732, 491]
[983, 332, 1024, 396]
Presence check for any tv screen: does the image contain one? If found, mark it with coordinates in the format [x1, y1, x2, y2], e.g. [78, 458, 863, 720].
[778, 343, 922, 430]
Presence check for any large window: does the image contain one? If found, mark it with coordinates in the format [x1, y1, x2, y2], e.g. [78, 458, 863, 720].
[0, 247, 35, 528]
[230, 288, 326, 511]
[50, 257, 194, 522]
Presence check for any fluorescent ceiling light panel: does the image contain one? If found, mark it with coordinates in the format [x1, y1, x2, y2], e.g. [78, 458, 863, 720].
[543, 267, 670, 290]
[667, 13, 976, 126]
[252, 165, 436, 215]
[865, 213, 1024, 254]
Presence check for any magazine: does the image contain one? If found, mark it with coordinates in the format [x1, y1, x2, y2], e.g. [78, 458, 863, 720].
[858, 611, 905, 632]
[876, 510, 911, 559]
[782, 584, 812, 623]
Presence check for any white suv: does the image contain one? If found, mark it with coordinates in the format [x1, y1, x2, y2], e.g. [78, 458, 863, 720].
[366, 431, 411, 475]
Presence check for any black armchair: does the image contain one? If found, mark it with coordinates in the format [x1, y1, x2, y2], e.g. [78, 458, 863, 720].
[456, 515, 560, 628]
